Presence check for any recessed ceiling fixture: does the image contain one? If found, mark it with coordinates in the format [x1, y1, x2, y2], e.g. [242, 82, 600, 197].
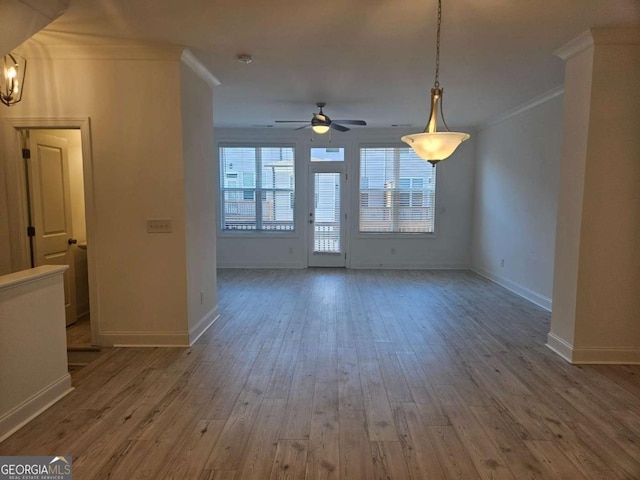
[1, 53, 27, 107]
[236, 54, 253, 64]
[401, 0, 470, 166]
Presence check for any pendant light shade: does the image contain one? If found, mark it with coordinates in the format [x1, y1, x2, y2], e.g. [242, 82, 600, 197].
[402, 0, 469, 166]
[402, 131, 470, 161]
[1, 53, 26, 107]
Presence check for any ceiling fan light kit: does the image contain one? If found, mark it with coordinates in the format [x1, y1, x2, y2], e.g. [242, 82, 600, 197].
[276, 102, 367, 134]
[401, 0, 470, 166]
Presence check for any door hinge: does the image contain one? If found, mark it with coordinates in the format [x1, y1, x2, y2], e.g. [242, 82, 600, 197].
[22, 148, 31, 159]
[27, 226, 35, 237]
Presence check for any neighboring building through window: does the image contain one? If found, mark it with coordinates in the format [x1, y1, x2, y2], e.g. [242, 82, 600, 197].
[219, 146, 295, 231]
[359, 147, 436, 233]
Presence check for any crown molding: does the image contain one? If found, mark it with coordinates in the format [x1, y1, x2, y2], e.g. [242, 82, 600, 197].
[591, 27, 640, 45]
[554, 30, 594, 60]
[181, 49, 221, 87]
[17, 41, 184, 61]
[18, 0, 70, 20]
[479, 85, 564, 131]
[555, 27, 640, 61]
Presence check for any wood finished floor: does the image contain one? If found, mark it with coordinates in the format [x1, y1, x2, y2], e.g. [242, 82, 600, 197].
[67, 315, 92, 346]
[2, 269, 640, 479]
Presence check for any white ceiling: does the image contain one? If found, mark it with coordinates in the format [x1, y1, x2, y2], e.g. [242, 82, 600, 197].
[38, 0, 640, 129]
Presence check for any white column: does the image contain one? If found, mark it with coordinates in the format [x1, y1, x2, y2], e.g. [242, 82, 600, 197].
[548, 28, 640, 364]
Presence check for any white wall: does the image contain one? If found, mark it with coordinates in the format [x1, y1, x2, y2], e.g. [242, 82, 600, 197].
[180, 60, 218, 339]
[471, 92, 564, 310]
[0, 265, 72, 442]
[0, 0, 69, 55]
[215, 127, 476, 269]
[0, 40, 191, 345]
[549, 29, 640, 364]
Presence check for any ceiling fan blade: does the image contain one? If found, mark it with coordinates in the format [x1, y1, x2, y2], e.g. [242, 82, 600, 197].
[275, 120, 309, 123]
[331, 123, 350, 132]
[333, 120, 367, 126]
[295, 124, 310, 131]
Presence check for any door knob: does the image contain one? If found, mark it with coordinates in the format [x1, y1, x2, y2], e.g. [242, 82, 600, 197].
[68, 238, 78, 245]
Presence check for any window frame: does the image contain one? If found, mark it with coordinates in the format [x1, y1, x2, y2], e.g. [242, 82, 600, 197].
[357, 144, 438, 238]
[218, 143, 297, 236]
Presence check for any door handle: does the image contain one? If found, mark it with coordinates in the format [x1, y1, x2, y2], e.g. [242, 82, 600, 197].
[68, 238, 78, 245]
[309, 220, 314, 224]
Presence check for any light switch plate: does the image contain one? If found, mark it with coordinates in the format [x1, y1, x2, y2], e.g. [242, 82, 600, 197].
[147, 218, 172, 233]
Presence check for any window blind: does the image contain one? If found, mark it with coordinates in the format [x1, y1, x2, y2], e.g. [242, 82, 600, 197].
[220, 146, 295, 231]
[359, 147, 436, 233]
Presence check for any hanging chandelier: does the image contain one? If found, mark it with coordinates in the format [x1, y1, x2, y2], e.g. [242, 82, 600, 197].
[1, 53, 27, 107]
[401, 0, 469, 166]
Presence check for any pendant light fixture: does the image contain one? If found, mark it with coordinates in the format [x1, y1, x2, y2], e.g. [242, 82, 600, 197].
[401, 0, 469, 166]
[1, 53, 27, 107]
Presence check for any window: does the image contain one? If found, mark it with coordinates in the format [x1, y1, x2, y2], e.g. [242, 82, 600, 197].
[359, 147, 436, 233]
[310, 147, 345, 162]
[220, 146, 295, 231]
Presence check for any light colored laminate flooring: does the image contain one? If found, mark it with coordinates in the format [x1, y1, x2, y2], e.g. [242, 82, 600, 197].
[1, 269, 639, 479]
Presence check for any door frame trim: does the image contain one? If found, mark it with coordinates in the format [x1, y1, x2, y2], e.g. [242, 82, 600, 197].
[3, 117, 100, 345]
[308, 162, 347, 267]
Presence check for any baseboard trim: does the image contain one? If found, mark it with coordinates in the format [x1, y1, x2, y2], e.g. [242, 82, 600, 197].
[349, 263, 469, 270]
[546, 332, 640, 364]
[546, 332, 574, 363]
[100, 331, 190, 347]
[0, 374, 73, 443]
[572, 347, 640, 365]
[189, 307, 220, 346]
[217, 262, 306, 269]
[472, 266, 552, 311]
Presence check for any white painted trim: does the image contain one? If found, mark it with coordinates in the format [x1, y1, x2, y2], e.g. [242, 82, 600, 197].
[572, 347, 640, 365]
[0, 265, 67, 292]
[17, 0, 70, 20]
[472, 266, 552, 311]
[554, 30, 594, 60]
[591, 27, 640, 46]
[350, 263, 469, 270]
[546, 332, 574, 363]
[189, 307, 220, 346]
[181, 49, 221, 87]
[479, 86, 564, 131]
[546, 333, 640, 364]
[101, 331, 191, 347]
[217, 261, 307, 269]
[18, 43, 184, 61]
[0, 374, 73, 443]
[3, 118, 101, 347]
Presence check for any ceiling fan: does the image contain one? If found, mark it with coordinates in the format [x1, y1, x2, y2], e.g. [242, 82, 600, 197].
[275, 102, 367, 134]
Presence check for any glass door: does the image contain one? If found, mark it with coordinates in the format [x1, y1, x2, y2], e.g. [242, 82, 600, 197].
[308, 165, 346, 267]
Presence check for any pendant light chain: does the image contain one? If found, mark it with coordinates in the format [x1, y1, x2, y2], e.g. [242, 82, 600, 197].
[434, 0, 442, 88]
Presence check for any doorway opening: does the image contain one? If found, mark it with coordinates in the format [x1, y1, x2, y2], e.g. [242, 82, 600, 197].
[5, 118, 98, 349]
[308, 147, 347, 267]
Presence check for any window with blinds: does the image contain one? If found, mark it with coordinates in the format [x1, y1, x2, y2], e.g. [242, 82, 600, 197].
[219, 146, 295, 231]
[359, 147, 436, 233]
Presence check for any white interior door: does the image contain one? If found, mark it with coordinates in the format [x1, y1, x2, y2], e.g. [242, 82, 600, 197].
[308, 165, 346, 267]
[28, 131, 77, 325]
